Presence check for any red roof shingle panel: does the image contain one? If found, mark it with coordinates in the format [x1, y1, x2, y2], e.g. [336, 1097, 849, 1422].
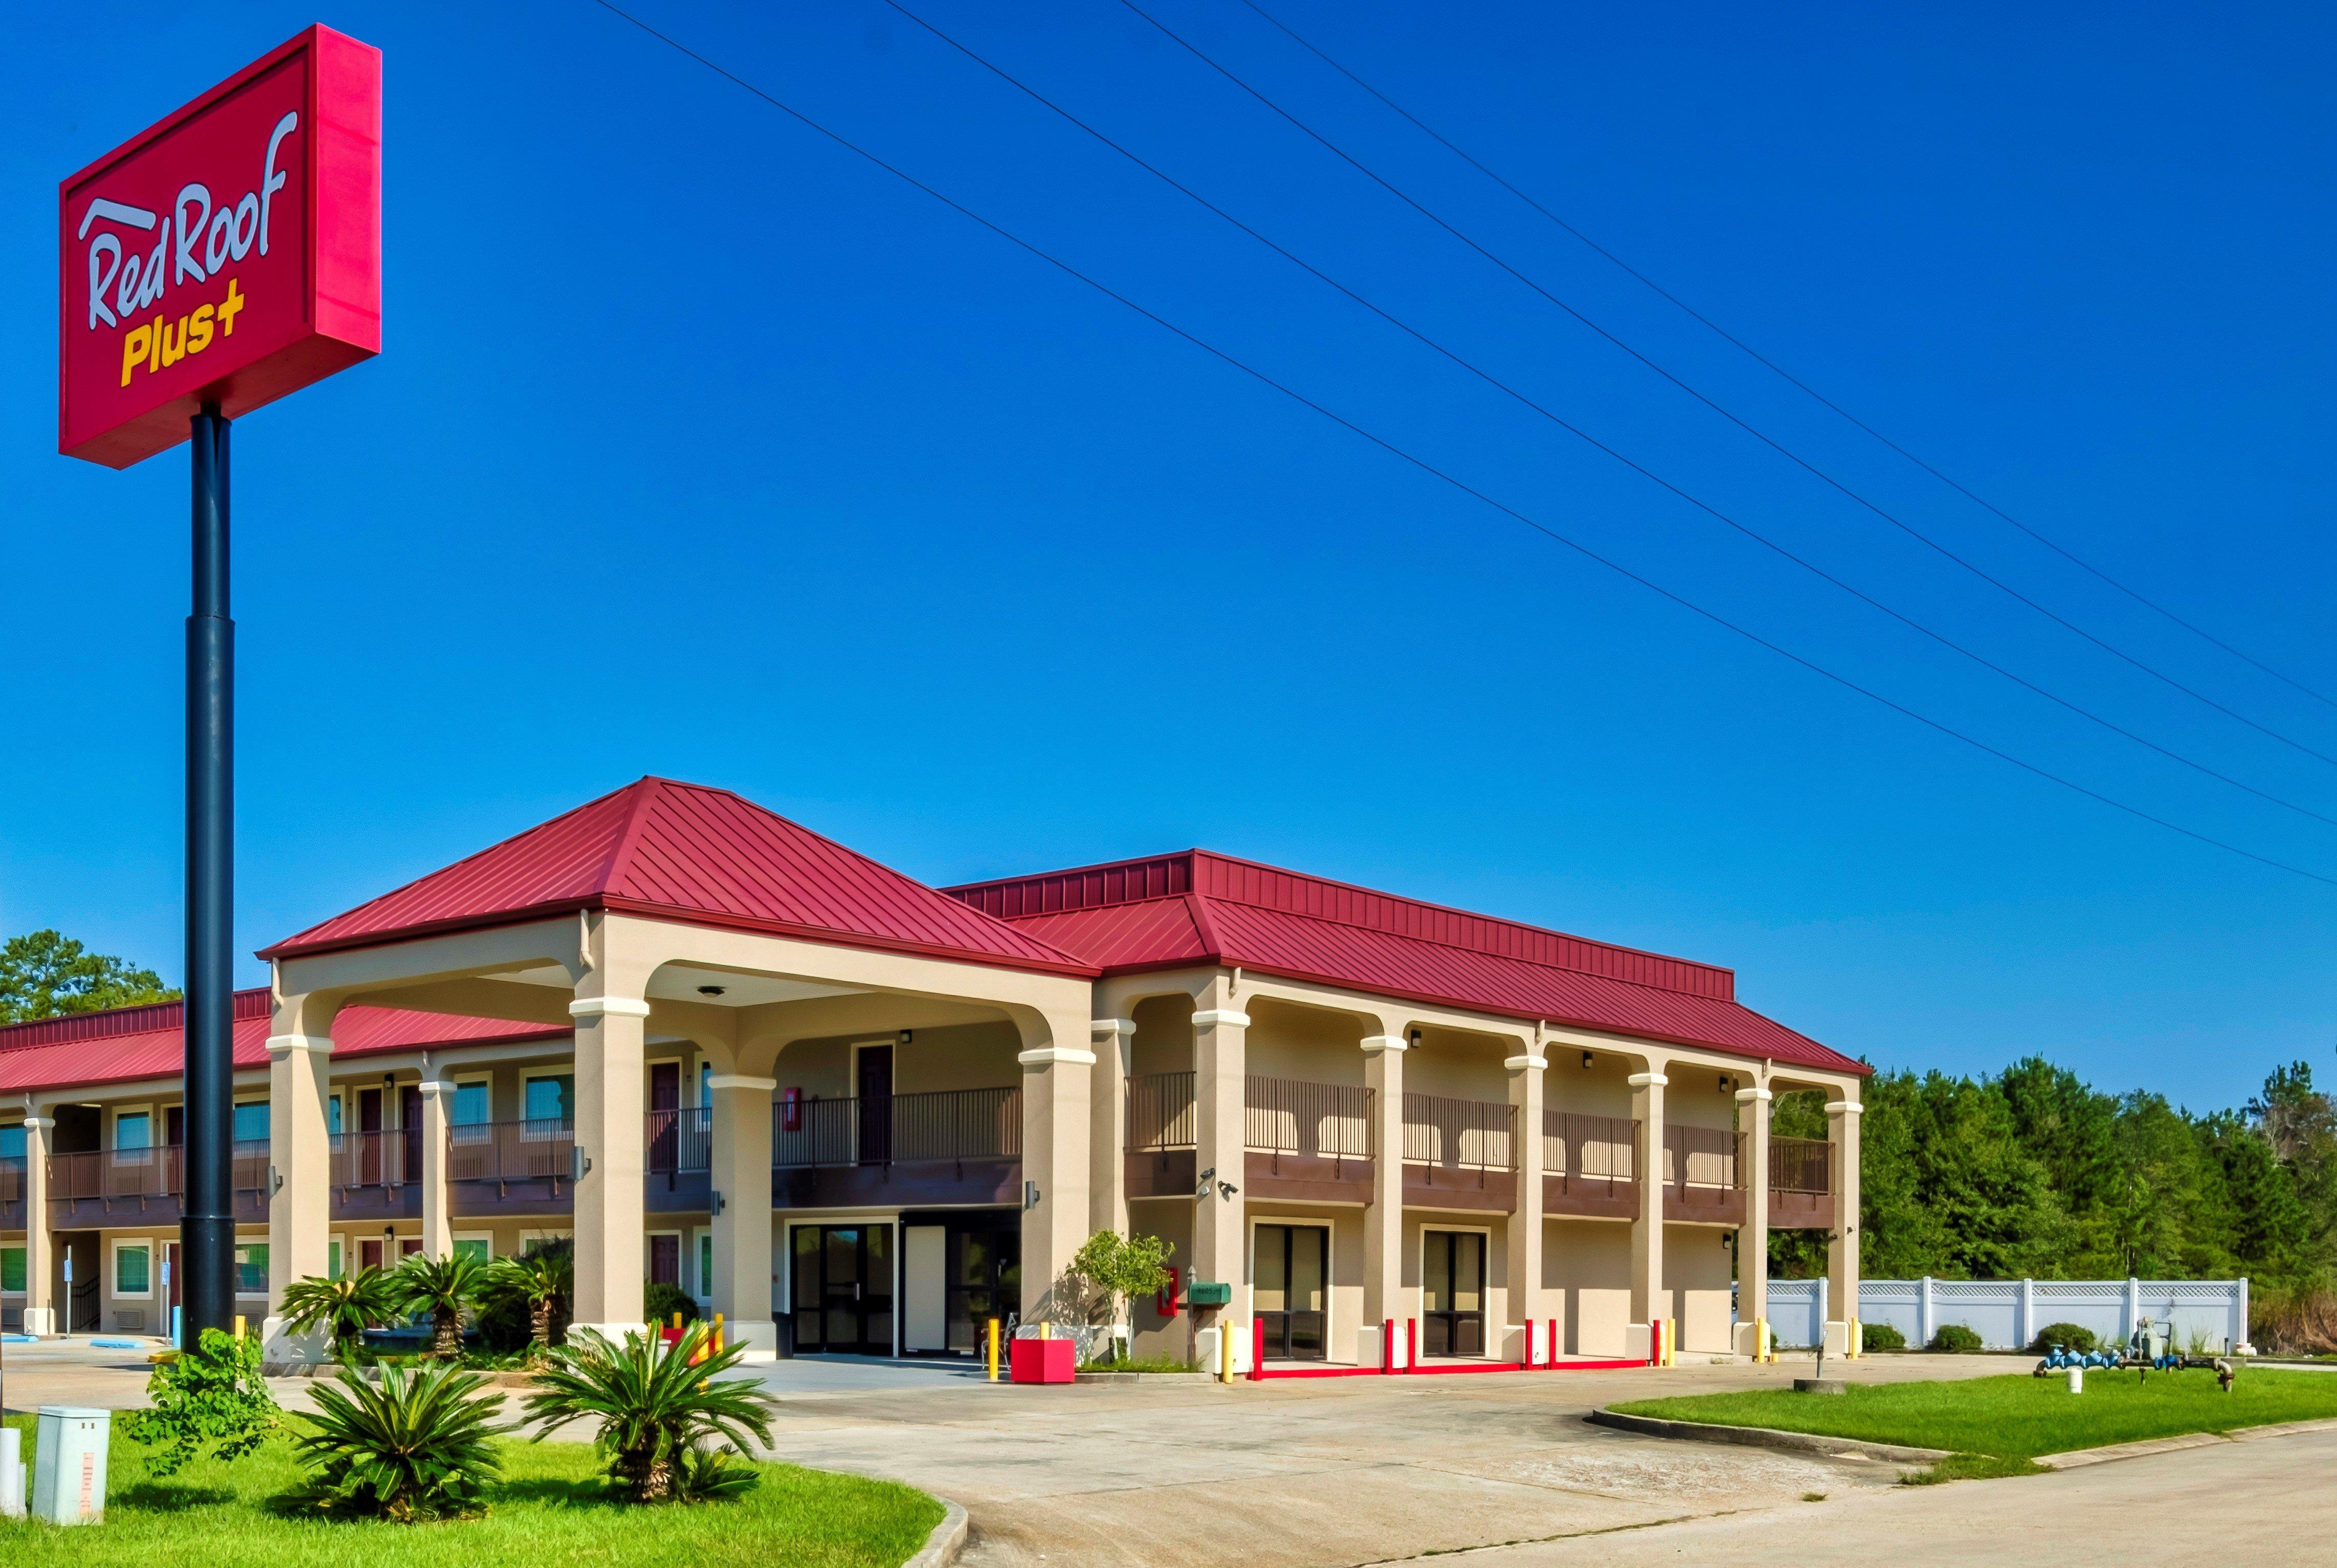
[262, 778, 1092, 975]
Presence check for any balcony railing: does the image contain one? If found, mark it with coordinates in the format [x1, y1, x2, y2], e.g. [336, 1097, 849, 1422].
[0, 1155, 24, 1205]
[330, 1128, 416, 1191]
[1542, 1111, 1638, 1187]
[447, 1118, 575, 1189]
[1402, 1092, 1515, 1171]
[46, 1142, 271, 1203]
[1769, 1134, 1831, 1194]
[772, 1087, 1020, 1170]
[1126, 1073, 1375, 1158]
[1664, 1124, 1744, 1190]
[648, 1106, 711, 1174]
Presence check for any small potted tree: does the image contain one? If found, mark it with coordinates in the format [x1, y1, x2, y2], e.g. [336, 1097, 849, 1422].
[1064, 1230, 1175, 1370]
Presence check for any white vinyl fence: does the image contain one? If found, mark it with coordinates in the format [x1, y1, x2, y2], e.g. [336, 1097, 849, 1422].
[1763, 1278, 2248, 1354]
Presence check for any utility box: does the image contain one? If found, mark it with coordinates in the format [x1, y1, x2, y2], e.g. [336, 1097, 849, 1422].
[31, 1406, 110, 1526]
[1009, 1337, 1076, 1384]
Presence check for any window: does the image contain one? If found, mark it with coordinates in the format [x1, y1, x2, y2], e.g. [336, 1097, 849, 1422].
[327, 1095, 343, 1137]
[115, 1111, 153, 1151]
[699, 1061, 712, 1107]
[1, 1247, 25, 1293]
[453, 1237, 492, 1264]
[524, 1075, 574, 1125]
[452, 1081, 490, 1126]
[232, 1102, 269, 1143]
[328, 1239, 343, 1279]
[117, 1242, 152, 1296]
[0, 1125, 24, 1161]
[699, 1232, 713, 1298]
[235, 1244, 268, 1295]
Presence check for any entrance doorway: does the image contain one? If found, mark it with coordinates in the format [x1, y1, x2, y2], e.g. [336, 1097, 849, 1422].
[1422, 1230, 1486, 1357]
[855, 1044, 893, 1164]
[901, 1210, 1020, 1355]
[1255, 1223, 1328, 1361]
[790, 1224, 895, 1355]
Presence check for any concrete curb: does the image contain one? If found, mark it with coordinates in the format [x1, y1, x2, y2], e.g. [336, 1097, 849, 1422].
[1587, 1406, 1952, 1464]
[903, 1498, 969, 1567]
[2036, 1415, 2337, 1470]
[1073, 1371, 1215, 1385]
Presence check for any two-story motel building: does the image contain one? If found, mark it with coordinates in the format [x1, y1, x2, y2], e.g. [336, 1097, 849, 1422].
[0, 778, 1866, 1368]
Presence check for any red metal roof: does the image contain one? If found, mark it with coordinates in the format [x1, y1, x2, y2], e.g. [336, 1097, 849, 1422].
[261, 778, 1095, 976]
[948, 850, 1865, 1077]
[0, 987, 566, 1096]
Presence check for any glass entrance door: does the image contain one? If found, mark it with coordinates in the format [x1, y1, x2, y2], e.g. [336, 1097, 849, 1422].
[1255, 1224, 1328, 1361]
[790, 1225, 895, 1355]
[1422, 1230, 1485, 1357]
[944, 1220, 1019, 1354]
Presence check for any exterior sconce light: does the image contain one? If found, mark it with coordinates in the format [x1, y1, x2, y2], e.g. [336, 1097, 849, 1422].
[1407, 1028, 1422, 1046]
[712, 1190, 726, 1215]
[572, 1146, 592, 1182]
[1581, 1051, 1594, 1069]
[269, 1165, 284, 1194]
[897, 1029, 913, 1045]
[1195, 1166, 1216, 1201]
[1023, 1180, 1041, 1211]
[1217, 1179, 1239, 1200]
[697, 985, 726, 997]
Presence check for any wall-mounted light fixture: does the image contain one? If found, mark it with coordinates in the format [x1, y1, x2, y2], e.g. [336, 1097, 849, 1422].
[712, 1190, 726, 1215]
[1581, 1051, 1594, 1069]
[571, 1146, 592, 1182]
[897, 1029, 913, 1046]
[697, 985, 726, 997]
[269, 1165, 284, 1194]
[1407, 1028, 1422, 1046]
[1023, 1180, 1041, 1211]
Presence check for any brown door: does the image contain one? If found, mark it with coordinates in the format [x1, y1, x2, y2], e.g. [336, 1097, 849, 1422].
[166, 1242, 182, 1314]
[648, 1062, 681, 1171]
[649, 1233, 680, 1287]
[399, 1238, 424, 1260]
[400, 1085, 424, 1185]
[165, 1106, 187, 1196]
[359, 1238, 385, 1272]
[358, 1089, 384, 1185]
[856, 1046, 893, 1165]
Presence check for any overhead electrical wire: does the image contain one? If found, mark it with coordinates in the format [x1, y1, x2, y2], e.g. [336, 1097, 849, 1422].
[1234, 0, 2337, 716]
[873, 0, 2337, 832]
[1113, 0, 2337, 773]
[586, 0, 2337, 889]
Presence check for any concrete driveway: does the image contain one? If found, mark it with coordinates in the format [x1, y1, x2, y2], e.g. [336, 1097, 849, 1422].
[749, 1353, 2008, 1566]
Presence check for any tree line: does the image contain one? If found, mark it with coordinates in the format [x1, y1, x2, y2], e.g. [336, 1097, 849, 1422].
[1770, 1056, 2337, 1349]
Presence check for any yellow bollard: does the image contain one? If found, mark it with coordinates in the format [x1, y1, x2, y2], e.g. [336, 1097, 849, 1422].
[233, 1314, 246, 1340]
[713, 1312, 725, 1355]
[1220, 1319, 1234, 1385]
[987, 1317, 1001, 1381]
[1849, 1317, 1862, 1360]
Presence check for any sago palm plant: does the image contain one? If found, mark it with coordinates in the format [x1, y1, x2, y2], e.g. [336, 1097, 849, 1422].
[487, 1239, 573, 1352]
[280, 1266, 406, 1364]
[396, 1249, 489, 1359]
[288, 1360, 510, 1521]
[522, 1321, 773, 1503]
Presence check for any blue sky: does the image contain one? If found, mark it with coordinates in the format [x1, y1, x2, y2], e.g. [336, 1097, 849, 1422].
[5, 2, 2332, 1112]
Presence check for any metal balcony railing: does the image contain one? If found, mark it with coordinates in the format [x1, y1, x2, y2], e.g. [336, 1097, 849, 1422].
[1769, 1134, 1831, 1195]
[446, 1118, 575, 1187]
[1541, 1111, 1638, 1187]
[0, 1155, 24, 1205]
[47, 1141, 271, 1201]
[647, 1106, 711, 1174]
[330, 1128, 416, 1190]
[1126, 1073, 1376, 1158]
[1664, 1124, 1744, 1190]
[1402, 1092, 1515, 1170]
[771, 1086, 1020, 1170]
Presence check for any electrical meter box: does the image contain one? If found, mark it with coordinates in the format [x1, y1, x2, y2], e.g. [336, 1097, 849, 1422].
[31, 1406, 110, 1526]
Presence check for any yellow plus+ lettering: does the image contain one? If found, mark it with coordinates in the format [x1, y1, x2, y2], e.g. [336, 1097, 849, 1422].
[216, 280, 247, 336]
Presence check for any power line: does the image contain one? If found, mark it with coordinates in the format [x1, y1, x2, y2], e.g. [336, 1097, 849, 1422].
[1234, 0, 2337, 717]
[1115, 0, 2337, 772]
[874, 0, 2337, 832]
[586, 0, 2337, 889]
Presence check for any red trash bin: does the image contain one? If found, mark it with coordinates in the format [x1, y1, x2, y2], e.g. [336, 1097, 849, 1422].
[1009, 1336, 1077, 1384]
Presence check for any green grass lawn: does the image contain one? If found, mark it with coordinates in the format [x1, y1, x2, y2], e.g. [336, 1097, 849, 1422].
[0, 1414, 942, 1566]
[1611, 1368, 2337, 1459]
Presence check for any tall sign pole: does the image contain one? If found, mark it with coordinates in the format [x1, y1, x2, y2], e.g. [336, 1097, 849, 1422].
[185, 406, 234, 1337]
[59, 26, 380, 1343]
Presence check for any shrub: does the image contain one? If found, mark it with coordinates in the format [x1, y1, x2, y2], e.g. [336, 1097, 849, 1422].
[645, 1280, 700, 1329]
[1928, 1323, 1984, 1354]
[486, 1238, 575, 1352]
[395, 1250, 492, 1359]
[1861, 1321, 1906, 1352]
[280, 1268, 407, 1363]
[1064, 1230, 1175, 1330]
[287, 1360, 511, 1522]
[522, 1321, 774, 1504]
[2028, 1322, 2097, 1356]
[120, 1327, 278, 1476]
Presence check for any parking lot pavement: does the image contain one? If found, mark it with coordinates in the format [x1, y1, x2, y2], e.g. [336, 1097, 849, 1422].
[749, 1354, 2014, 1567]
[0, 1336, 169, 1411]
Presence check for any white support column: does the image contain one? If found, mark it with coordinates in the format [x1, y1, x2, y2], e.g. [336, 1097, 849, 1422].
[1629, 1069, 1667, 1361]
[1017, 1015, 1096, 1322]
[1090, 1018, 1136, 1241]
[20, 1114, 55, 1336]
[1825, 1097, 1862, 1358]
[262, 1021, 334, 1362]
[1504, 1044, 1546, 1363]
[1361, 1032, 1406, 1368]
[709, 1072, 777, 1357]
[416, 1076, 452, 1260]
[570, 991, 651, 1339]
[1190, 994, 1247, 1369]
[1734, 1084, 1771, 1359]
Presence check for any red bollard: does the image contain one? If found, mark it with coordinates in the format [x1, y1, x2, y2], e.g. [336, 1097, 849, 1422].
[1251, 1317, 1264, 1382]
[1547, 1317, 1558, 1369]
[1407, 1316, 1418, 1372]
[1381, 1317, 1394, 1374]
